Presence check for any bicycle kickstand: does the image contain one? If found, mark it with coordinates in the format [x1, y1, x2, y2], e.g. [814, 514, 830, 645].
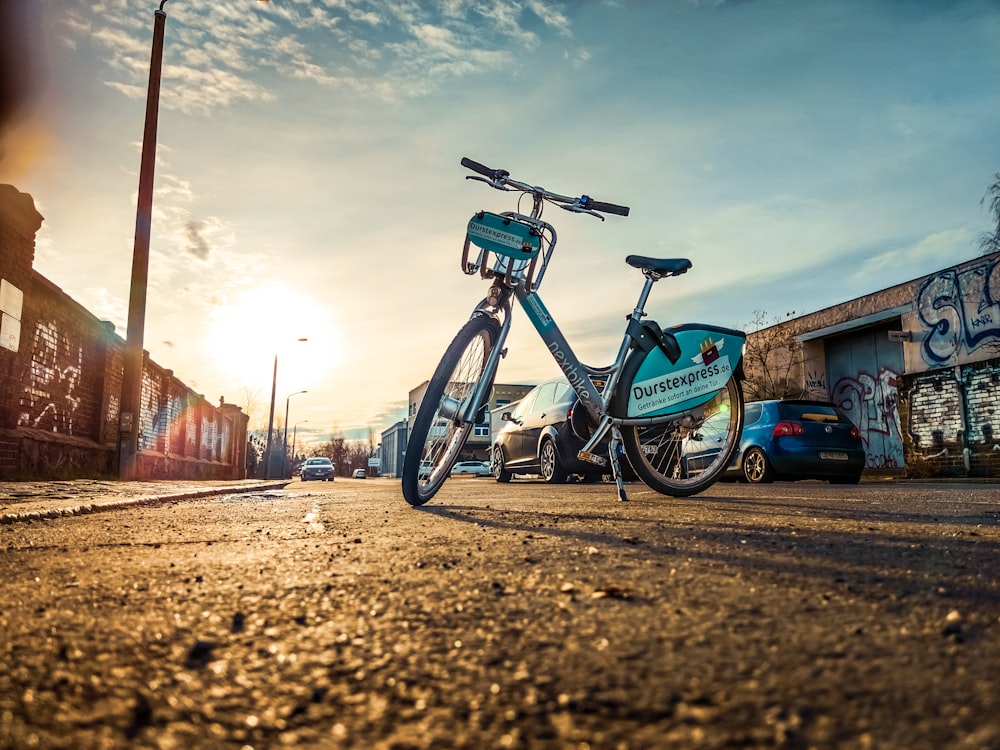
[608, 427, 629, 502]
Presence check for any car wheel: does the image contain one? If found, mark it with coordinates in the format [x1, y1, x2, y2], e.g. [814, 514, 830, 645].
[539, 439, 567, 484]
[742, 447, 774, 484]
[492, 446, 512, 483]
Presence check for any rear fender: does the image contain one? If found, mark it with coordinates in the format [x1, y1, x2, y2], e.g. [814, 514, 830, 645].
[611, 323, 746, 419]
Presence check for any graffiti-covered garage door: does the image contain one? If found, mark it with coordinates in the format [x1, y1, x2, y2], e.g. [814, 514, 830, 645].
[825, 323, 905, 470]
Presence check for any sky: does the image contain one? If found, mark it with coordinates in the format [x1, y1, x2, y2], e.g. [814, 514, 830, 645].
[2, 0, 999, 447]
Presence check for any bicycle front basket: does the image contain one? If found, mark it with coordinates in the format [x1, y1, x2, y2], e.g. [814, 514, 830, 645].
[466, 211, 541, 260]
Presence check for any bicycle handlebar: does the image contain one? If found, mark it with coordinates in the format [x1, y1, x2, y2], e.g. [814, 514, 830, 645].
[460, 157, 630, 218]
[461, 156, 508, 182]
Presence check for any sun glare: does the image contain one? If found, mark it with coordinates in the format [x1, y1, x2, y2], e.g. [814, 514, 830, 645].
[205, 284, 341, 389]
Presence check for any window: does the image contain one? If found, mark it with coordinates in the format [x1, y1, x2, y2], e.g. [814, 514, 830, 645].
[532, 382, 558, 413]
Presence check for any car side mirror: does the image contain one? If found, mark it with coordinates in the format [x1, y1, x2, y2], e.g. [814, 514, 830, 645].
[501, 411, 522, 426]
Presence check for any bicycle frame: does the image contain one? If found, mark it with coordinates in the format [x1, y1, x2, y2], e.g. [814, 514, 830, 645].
[460, 259, 669, 460]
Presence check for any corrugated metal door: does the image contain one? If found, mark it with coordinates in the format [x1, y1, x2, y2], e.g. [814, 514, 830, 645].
[825, 322, 906, 470]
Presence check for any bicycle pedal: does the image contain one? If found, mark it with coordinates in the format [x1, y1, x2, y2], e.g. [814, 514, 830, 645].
[577, 451, 607, 467]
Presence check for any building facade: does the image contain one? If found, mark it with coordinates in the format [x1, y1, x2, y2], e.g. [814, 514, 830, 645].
[378, 420, 407, 478]
[1, 184, 248, 480]
[747, 250, 1000, 478]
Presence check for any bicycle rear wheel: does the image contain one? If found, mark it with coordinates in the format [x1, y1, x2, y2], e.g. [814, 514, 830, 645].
[401, 315, 501, 506]
[621, 376, 743, 497]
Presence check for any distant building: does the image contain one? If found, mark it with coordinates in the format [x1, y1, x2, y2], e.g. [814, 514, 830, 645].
[378, 420, 407, 478]
[406, 380, 535, 464]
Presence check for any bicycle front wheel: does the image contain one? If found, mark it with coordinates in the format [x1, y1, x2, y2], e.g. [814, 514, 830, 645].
[621, 376, 744, 497]
[401, 315, 501, 506]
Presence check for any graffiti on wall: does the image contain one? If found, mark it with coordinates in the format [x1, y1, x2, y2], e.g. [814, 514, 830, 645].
[831, 367, 904, 469]
[806, 370, 827, 391]
[18, 321, 83, 433]
[917, 258, 1000, 365]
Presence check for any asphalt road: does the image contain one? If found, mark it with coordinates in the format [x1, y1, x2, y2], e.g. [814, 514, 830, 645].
[1, 477, 998, 750]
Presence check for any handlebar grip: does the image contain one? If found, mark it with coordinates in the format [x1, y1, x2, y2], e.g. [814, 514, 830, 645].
[461, 156, 508, 181]
[587, 199, 630, 217]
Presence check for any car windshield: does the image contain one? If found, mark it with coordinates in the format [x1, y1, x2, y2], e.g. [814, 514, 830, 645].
[306, 458, 331, 465]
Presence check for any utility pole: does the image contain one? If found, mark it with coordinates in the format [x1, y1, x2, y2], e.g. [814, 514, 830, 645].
[119, 1, 169, 479]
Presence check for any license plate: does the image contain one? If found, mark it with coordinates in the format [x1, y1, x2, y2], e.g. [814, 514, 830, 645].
[819, 451, 848, 461]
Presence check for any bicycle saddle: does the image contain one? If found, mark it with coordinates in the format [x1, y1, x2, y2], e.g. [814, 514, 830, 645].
[625, 255, 692, 277]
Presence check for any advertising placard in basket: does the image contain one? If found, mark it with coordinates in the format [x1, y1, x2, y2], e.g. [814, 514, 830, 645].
[466, 211, 541, 259]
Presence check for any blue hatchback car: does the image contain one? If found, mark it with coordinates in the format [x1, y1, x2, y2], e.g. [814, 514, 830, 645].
[683, 399, 865, 484]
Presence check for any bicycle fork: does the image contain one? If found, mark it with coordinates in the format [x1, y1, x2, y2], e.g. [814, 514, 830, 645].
[458, 300, 513, 426]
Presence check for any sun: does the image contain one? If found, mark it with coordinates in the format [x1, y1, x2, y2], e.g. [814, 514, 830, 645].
[204, 283, 341, 389]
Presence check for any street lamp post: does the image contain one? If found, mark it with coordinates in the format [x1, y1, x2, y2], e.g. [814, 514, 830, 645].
[282, 390, 307, 478]
[119, 0, 170, 479]
[263, 337, 307, 479]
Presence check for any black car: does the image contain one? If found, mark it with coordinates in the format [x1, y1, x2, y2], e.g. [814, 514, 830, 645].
[300, 457, 335, 481]
[491, 377, 609, 483]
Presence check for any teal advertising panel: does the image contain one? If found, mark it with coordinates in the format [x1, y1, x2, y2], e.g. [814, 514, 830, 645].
[627, 325, 745, 418]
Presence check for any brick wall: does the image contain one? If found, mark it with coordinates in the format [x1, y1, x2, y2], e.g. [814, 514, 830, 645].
[1, 184, 249, 480]
[17, 275, 109, 440]
[902, 369, 967, 476]
[901, 362, 1000, 478]
[962, 360, 1000, 476]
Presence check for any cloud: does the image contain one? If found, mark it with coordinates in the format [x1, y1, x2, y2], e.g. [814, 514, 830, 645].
[51, 0, 580, 114]
[855, 228, 978, 280]
[184, 219, 212, 260]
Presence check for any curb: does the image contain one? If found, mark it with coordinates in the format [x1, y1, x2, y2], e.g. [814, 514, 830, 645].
[0, 481, 291, 525]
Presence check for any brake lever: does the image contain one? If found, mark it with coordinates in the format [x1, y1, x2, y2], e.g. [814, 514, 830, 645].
[465, 175, 509, 191]
[558, 203, 605, 221]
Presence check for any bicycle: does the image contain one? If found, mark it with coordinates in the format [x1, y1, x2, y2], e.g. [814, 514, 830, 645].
[401, 157, 747, 505]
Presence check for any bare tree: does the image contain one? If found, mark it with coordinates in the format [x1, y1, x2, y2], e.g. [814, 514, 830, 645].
[741, 309, 809, 401]
[313, 431, 349, 477]
[344, 429, 379, 475]
[236, 383, 266, 431]
[979, 171, 1000, 255]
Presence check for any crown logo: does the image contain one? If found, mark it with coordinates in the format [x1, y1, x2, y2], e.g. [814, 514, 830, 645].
[700, 337, 720, 365]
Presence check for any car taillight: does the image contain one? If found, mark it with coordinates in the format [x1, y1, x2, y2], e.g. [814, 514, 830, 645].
[850, 425, 861, 440]
[771, 421, 804, 437]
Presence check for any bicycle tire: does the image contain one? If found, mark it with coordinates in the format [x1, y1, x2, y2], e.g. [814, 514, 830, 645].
[621, 375, 744, 497]
[401, 315, 501, 506]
